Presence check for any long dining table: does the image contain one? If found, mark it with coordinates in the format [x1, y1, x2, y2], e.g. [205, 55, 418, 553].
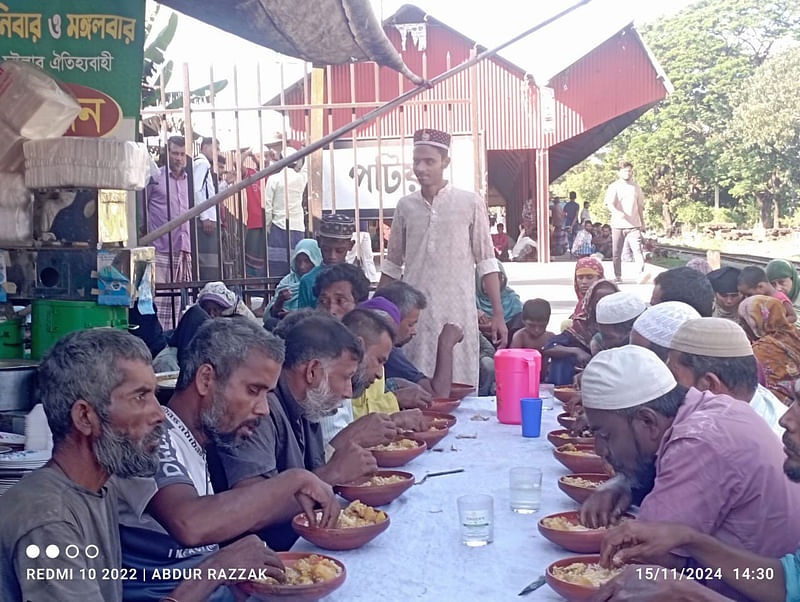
[291, 393, 584, 601]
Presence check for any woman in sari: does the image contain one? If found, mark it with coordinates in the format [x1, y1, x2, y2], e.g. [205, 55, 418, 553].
[543, 279, 619, 385]
[739, 295, 800, 405]
[767, 259, 800, 318]
[266, 239, 323, 319]
[571, 257, 605, 319]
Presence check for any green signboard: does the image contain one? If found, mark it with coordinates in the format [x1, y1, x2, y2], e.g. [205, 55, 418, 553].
[0, 0, 145, 132]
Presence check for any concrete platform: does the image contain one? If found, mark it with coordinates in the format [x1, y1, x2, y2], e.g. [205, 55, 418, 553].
[503, 260, 666, 333]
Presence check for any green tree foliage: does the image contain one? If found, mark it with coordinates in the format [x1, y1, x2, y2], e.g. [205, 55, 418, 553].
[720, 46, 800, 227]
[554, 0, 800, 233]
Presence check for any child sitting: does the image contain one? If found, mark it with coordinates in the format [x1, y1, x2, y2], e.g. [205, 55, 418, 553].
[511, 298, 555, 351]
[738, 265, 797, 323]
[571, 220, 596, 258]
[593, 224, 612, 259]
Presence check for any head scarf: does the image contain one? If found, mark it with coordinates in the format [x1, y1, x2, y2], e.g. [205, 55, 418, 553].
[568, 279, 619, 348]
[476, 262, 522, 320]
[766, 259, 800, 303]
[739, 295, 800, 404]
[572, 257, 604, 317]
[686, 258, 712, 275]
[267, 239, 323, 314]
[198, 281, 257, 322]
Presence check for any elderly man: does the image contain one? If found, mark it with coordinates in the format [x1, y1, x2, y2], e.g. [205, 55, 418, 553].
[580, 345, 800, 599]
[297, 213, 356, 309]
[319, 305, 426, 443]
[667, 318, 786, 438]
[596, 394, 800, 602]
[651, 266, 715, 317]
[629, 301, 700, 360]
[211, 313, 398, 550]
[0, 329, 282, 602]
[379, 128, 506, 388]
[117, 319, 337, 600]
[374, 280, 463, 400]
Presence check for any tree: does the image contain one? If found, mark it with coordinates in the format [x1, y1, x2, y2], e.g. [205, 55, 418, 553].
[557, 0, 800, 233]
[721, 46, 800, 227]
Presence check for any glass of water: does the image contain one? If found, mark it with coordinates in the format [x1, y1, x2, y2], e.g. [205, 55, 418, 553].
[509, 467, 542, 514]
[457, 494, 494, 546]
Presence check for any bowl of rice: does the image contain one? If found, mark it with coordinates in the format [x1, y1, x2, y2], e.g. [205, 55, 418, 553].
[558, 473, 611, 503]
[241, 552, 346, 601]
[334, 470, 414, 506]
[553, 444, 608, 474]
[369, 437, 427, 467]
[538, 511, 632, 553]
[545, 555, 624, 601]
[547, 429, 595, 448]
[292, 500, 390, 551]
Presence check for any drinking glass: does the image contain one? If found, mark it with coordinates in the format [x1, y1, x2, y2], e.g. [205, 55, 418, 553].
[509, 467, 542, 513]
[457, 494, 493, 546]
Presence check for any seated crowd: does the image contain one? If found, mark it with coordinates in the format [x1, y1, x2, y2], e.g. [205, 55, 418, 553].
[4, 200, 800, 602]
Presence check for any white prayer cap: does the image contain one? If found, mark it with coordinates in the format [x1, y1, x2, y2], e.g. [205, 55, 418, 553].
[632, 302, 700, 349]
[670, 318, 754, 358]
[595, 292, 647, 325]
[582, 345, 677, 410]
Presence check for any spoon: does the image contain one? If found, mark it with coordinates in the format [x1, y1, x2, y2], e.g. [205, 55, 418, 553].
[415, 468, 464, 485]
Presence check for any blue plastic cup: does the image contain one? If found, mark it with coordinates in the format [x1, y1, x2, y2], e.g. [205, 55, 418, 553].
[520, 398, 543, 438]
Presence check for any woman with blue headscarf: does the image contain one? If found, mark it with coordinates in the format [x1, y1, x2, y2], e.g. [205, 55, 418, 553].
[476, 261, 523, 345]
[266, 239, 323, 319]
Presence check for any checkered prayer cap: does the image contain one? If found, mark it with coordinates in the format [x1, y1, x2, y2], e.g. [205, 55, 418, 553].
[319, 213, 355, 239]
[413, 128, 451, 150]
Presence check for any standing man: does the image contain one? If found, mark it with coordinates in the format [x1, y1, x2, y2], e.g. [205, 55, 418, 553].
[563, 191, 580, 248]
[146, 135, 193, 328]
[264, 154, 308, 276]
[605, 161, 646, 284]
[194, 137, 222, 281]
[379, 128, 506, 388]
[550, 197, 566, 256]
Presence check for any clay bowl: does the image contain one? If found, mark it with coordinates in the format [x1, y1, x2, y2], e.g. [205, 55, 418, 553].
[558, 473, 611, 504]
[370, 437, 427, 467]
[554, 386, 581, 405]
[421, 410, 457, 429]
[553, 444, 608, 474]
[557, 413, 577, 430]
[429, 398, 461, 413]
[449, 383, 476, 400]
[405, 425, 449, 449]
[538, 511, 633, 554]
[240, 551, 346, 601]
[291, 511, 390, 551]
[334, 470, 414, 506]
[545, 555, 624, 602]
[547, 429, 595, 448]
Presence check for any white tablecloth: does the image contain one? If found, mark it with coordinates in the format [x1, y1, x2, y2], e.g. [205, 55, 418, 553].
[291, 395, 578, 601]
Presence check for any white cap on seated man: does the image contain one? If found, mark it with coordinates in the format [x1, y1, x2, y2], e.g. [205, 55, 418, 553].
[630, 301, 700, 361]
[666, 317, 786, 437]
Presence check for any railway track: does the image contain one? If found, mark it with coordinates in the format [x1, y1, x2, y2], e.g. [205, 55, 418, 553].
[654, 243, 800, 269]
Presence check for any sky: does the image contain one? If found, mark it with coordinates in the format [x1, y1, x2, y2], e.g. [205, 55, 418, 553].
[147, 0, 696, 148]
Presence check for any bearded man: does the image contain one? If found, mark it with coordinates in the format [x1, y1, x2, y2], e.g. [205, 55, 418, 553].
[212, 312, 401, 550]
[0, 329, 285, 602]
[116, 319, 337, 601]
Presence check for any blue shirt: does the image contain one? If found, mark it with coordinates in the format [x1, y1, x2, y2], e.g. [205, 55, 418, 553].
[564, 200, 579, 226]
[384, 347, 426, 383]
[297, 264, 324, 308]
[782, 551, 800, 601]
